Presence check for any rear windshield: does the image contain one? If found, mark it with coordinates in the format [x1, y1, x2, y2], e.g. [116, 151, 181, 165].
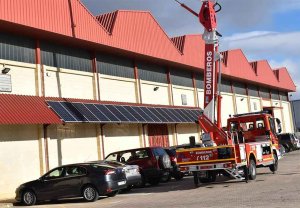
[106, 149, 149, 163]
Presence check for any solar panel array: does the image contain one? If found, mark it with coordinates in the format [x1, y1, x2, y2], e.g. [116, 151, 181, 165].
[47, 101, 202, 124]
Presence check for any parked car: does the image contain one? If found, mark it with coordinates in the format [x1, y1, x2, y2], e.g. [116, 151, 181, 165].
[95, 160, 141, 191]
[293, 133, 300, 149]
[15, 163, 127, 206]
[164, 148, 184, 181]
[105, 147, 171, 186]
[278, 133, 299, 152]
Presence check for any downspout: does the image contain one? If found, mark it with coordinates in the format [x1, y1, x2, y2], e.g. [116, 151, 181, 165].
[43, 124, 50, 172]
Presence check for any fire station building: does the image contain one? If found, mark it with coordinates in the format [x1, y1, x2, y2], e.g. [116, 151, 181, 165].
[0, 0, 296, 200]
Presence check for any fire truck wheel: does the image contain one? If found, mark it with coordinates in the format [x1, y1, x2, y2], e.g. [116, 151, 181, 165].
[193, 172, 199, 187]
[269, 153, 278, 173]
[249, 159, 256, 180]
[199, 171, 216, 183]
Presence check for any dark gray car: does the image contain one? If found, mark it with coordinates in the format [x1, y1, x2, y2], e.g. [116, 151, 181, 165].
[15, 163, 127, 206]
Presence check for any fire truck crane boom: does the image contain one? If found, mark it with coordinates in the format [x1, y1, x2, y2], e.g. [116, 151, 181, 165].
[174, 0, 227, 145]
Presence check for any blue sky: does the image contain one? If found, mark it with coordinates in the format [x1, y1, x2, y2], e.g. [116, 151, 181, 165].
[81, 0, 300, 100]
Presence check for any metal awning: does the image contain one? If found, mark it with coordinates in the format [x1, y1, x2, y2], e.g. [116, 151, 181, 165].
[47, 101, 201, 124]
[0, 94, 62, 125]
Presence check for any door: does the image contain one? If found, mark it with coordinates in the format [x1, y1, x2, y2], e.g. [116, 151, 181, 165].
[38, 167, 66, 200]
[148, 124, 169, 147]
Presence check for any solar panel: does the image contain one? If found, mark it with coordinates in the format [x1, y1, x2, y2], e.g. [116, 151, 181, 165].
[156, 108, 177, 123]
[133, 107, 156, 123]
[143, 107, 166, 123]
[94, 104, 120, 122]
[164, 108, 184, 123]
[72, 103, 99, 122]
[114, 105, 138, 122]
[177, 109, 194, 122]
[47, 100, 202, 124]
[141, 107, 163, 123]
[47, 101, 77, 122]
[189, 109, 201, 119]
[59, 102, 88, 121]
[104, 105, 130, 122]
[168, 108, 190, 123]
[124, 106, 147, 123]
[84, 104, 111, 122]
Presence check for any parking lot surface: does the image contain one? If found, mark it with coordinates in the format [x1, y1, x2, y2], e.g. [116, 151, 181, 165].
[3, 150, 300, 208]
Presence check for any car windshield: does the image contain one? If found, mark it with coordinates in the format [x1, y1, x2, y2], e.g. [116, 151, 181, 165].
[106, 150, 149, 163]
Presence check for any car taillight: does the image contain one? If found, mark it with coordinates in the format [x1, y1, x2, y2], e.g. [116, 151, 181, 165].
[105, 169, 115, 175]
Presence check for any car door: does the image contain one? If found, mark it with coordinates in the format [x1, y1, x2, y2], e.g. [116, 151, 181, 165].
[37, 167, 66, 200]
[62, 166, 87, 197]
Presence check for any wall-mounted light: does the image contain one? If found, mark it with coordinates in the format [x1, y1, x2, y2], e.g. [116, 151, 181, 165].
[2, 67, 11, 74]
[153, 86, 159, 91]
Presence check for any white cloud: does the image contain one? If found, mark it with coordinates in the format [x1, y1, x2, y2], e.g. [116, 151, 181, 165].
[221, 30, 300, 99]
[221, 31, 300, 57]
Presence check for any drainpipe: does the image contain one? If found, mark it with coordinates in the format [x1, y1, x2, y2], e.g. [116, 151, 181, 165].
[100, 124, 106, 159]
[43, 124, 50, 172]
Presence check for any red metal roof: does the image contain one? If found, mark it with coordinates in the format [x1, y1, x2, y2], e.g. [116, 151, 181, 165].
[0, 94, 62, 125]
[0, 0, 296, 92]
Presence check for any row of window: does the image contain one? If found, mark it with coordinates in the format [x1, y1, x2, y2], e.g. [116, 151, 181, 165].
[0, 32, 288, 101]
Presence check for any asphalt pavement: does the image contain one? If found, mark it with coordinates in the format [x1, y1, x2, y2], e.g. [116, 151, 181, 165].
[1, 150, 300, 208]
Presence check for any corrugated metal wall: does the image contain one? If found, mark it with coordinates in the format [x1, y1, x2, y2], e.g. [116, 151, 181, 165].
[221, 79, 232, 93]
[271, 90, 280, 100]
[0, 32, 35, 64]
[291, 101, 300, 131]
[138, 62, 167, 83]
[195, 72, 204, 89]
[233, 82, 247, 95]
[248, 85, 259, 97]
[170, 69, 193, 88]
[96, 53, 134, 79]
[40, 41, 92, 72]
[260, 87, 270, 99]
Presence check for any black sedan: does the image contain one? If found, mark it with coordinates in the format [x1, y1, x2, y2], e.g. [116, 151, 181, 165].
[15, 163, 127, 206]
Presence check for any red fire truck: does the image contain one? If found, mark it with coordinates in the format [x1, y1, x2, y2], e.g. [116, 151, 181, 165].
[174, 0, 282, 185]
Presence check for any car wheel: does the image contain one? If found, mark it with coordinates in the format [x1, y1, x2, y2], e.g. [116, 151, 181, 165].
[159, 154, 171, 169]
[22, 190, 37, 206]
[248, 159, 256, 180]
[122, 185, 133, 192]
[149, 178, 160, 186]
[269, 153, 278, 173]
[174, 172, 184, 181]
[106, 190, 118, 197]
[199, 171, 216, 183]
[192, 172, 199, 187]
[160, 171, 171, 183]
[82, 185, 99, 202]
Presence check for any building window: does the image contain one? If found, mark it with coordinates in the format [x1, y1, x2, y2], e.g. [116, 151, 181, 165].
[248, 85, 259, 97]
[97, 53, 134, 79]
[0, 32, 35, 64]
[279, 91, 288, 101]
[233, 82, 247, 95]
[271, 90, 280, 100]
[221, 79, 232, 93]
[170, 69, 193, 88]
[138, 62, 167, 83]
[41, 42, 92, 72]
[259, 87, 270, 99]
[195, 72, 204, 89]
[181, 94, 187, 105]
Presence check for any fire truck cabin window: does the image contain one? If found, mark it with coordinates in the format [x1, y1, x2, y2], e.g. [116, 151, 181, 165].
[256, 119, 265, 129]
[240, 122, 254, 131]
